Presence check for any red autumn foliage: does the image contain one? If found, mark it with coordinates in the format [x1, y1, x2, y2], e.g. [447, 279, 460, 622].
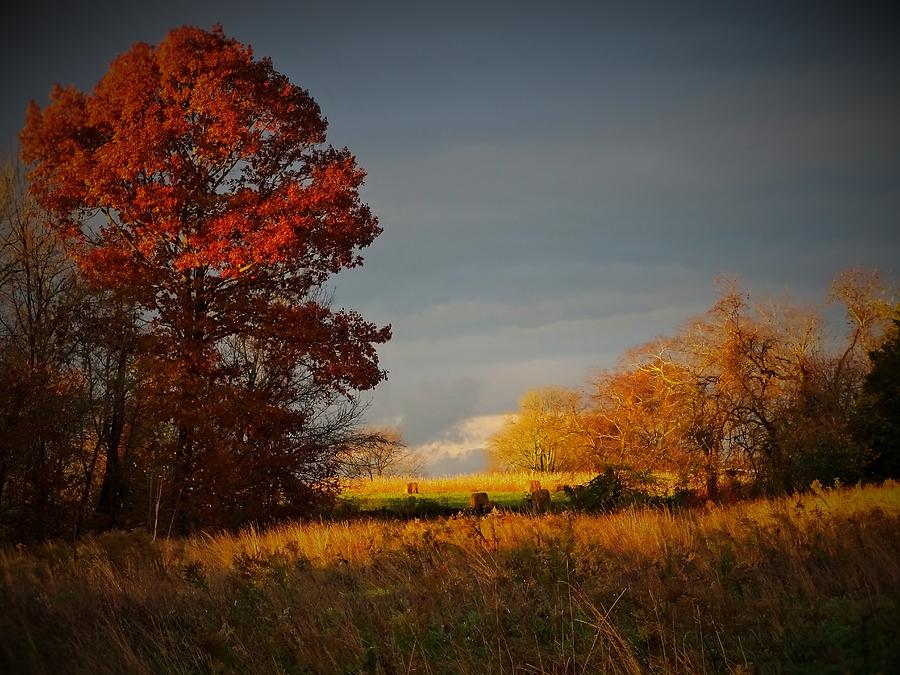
[19, 25, 390, 530]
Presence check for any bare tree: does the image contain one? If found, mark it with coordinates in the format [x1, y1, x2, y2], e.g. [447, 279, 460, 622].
[0, 159, 84, 538]
[339, 427, 422, 479]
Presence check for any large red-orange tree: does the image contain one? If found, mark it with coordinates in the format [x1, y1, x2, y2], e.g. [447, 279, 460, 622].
[20, 26, 390, 528]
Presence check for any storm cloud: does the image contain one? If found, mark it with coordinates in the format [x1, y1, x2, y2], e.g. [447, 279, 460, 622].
[4, 1, 898, 471]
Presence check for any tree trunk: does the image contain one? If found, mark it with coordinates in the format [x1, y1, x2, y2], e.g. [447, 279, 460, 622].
[705, 443, 720, 500]
[96, 442, 121, 518]
[0, 459, 6, 521]
[74, 440, 103, 538]
[95, 343, 130, 523]
[95, 411, 127, 520]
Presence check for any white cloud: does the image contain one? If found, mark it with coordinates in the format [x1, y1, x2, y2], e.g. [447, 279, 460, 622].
[414, 414, 508, 469]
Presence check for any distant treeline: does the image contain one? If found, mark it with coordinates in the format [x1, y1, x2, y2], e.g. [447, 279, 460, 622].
[490, 272, 899, 496]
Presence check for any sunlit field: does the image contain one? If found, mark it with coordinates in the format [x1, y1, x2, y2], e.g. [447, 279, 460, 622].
[339, 471, 595, 513]
[2, 481, 898, 674]
[342, 470, 595, 496]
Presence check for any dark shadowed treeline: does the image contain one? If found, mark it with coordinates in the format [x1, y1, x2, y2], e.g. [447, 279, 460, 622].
[2, 26, 398, 542]
[0, 161, 389, 542]
[491, 274, 899, 496]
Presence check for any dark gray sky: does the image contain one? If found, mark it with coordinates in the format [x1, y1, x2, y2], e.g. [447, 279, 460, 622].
[4, 1, 899, 471]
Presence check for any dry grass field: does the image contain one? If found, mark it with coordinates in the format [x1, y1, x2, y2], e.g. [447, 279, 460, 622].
[1, 481, 898, 673]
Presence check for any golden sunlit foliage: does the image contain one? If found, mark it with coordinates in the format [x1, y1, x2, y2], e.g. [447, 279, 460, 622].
[496, 273, 898, 496]
[488, 387, 591, 473]
[1, 482, 897, 673]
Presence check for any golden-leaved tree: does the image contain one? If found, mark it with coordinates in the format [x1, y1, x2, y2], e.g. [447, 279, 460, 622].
[582, 276, 897, 495]
[489, 387, 589, 473]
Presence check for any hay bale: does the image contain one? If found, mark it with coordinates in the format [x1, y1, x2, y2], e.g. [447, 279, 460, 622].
[406, 481, 419, 494]
[531, 488, 551, 512]
[528, 480, 542, 492]
[470, 492, 490, 512]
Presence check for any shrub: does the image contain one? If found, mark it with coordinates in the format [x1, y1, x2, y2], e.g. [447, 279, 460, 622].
[564, 466, 661, 512]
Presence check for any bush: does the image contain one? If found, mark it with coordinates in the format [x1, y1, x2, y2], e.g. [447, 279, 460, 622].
[563, 466, 661, 512]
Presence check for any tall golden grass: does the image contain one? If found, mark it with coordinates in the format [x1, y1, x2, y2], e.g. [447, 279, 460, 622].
[1, 482, 898, 673]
